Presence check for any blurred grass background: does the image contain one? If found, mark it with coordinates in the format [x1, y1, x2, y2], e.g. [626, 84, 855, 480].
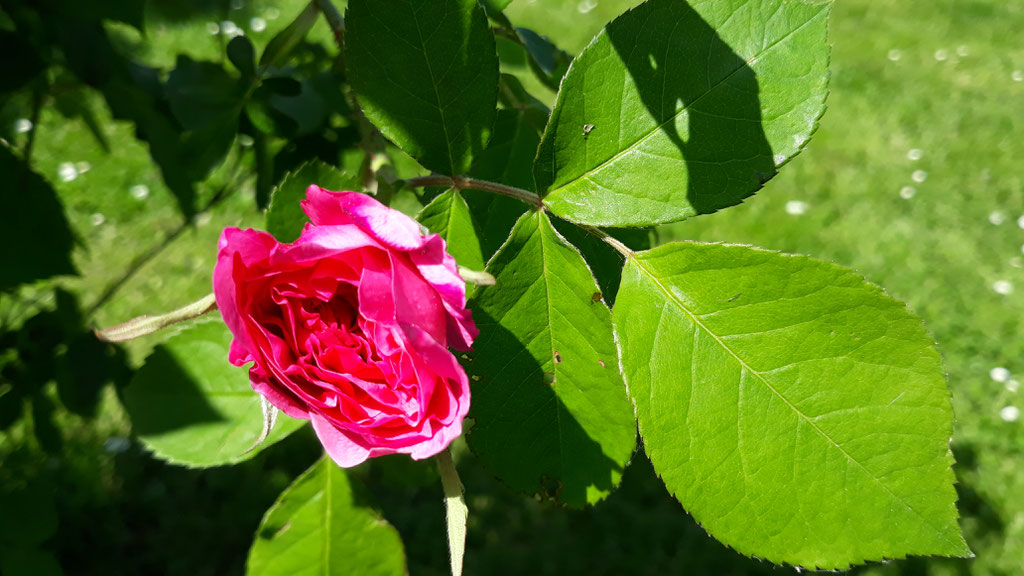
[2, 0, 1022, 574]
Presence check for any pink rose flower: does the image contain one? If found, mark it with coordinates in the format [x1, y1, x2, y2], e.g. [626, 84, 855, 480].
[213, 186, 477, 467]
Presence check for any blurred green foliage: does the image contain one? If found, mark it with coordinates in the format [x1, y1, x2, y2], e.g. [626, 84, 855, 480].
[1, 0, 1021, 574]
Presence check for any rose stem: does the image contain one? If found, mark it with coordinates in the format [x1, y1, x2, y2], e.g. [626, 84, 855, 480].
[436, 449, 468, 576]
[404, 175, 544, 209]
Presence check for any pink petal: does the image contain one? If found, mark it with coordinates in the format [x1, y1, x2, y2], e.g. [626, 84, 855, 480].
[409, 236, 479, 350]
[311, 411, 389, 467]
[214, 228, 278, 361]
[277, 223, 381, 265]
[249, 369, 310, 420]
[302, 186, 425, 251]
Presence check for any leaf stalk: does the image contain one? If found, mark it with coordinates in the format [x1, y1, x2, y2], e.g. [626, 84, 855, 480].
[404, 175, 544, 208]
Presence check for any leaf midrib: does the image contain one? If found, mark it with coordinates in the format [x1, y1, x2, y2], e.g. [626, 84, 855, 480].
[536, 213, 566, 480]
[410, 0, 457, 175]
[630, 254, 961, 550]
[545, 7, 826, 197]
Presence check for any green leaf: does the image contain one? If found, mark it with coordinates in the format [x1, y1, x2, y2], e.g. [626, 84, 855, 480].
[536, 0, 831, 226]
[246, 100, 300, 138]
[124, 320, 304, 468]
[54, 87, 111, 153]
[481, 0, 514, 13]
[464, 108, 540, 257]
[246, 457, 407, 576]
[0, 31, 45, 94]
[228, 36, 257, 80]
[417, 189, 486, 271]
[345, 0, 499, 175]
[0, 147, 76, 292]
[551, 219, 649, 304]
[0, 481, 57, 545]
[614, 242, 969, 568]
[466, 211, 636, 507]
[259, 1, 319, 70]
[496, 73, 549, 133]
[0, 546, 64, 576]
[166, 56, 245, 131]
[516, 27, 572, 90]
[56, 0, 145, 30]
[266, 160, 363, 243]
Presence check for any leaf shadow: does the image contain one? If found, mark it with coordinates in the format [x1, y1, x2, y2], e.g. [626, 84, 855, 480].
[122, 346, 227, 437]
[465, 309, 625, 508]
[605, 0, 776, 215]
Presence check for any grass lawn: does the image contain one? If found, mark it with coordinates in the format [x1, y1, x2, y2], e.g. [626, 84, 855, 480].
[5, 0, 1022, 574]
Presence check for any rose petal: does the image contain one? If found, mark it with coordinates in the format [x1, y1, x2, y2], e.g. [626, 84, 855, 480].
[214, 228, 279, 361]
[311, 411, 386, 467]
[278, 222, 382, 265]
[250, 369, 310, 420]
[302, 186, 425, 251]
[409, 235, 478, 350]
[391, 252, 447, 346]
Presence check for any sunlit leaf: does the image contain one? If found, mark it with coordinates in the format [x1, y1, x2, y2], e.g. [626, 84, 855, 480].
[417, 189, 487, 271]
[246, 457, 407, 576]
[124, 320, 304, 468]
[537, 0, 831, 226]
[615, 241, 969, 568]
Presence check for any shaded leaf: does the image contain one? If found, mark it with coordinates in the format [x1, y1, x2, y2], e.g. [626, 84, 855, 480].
[516, 27, 572, 90]
[464, 108, 541, 257]
[266, 160, 362, 243]
[166, 56, 245, 130]
[614, 241, 969, 568]
[551, 219, 649, 304]
[0, 31, 45, 94]
[466, 211, 635, 507]
[228, 36, 257, 80]
[124, 320, 304, 468]
[496, 73, 550, 133]
[0, 546, 64, 576]
[0, 147, 76, 292]
[246, 457, 407, 576]
[345, 0, 499, 175]
[259, 1, 319, 70]
[537, 0, 831, 226]
[0, 481, 57, 545]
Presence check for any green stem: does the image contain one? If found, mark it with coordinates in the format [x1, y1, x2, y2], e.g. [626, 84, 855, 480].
[94, 293, 217, 342]
[579, 224, 634, 258]
[314, 0, 346, 49]
[404, 175, 544, 208]
[436, 448, 468, 576]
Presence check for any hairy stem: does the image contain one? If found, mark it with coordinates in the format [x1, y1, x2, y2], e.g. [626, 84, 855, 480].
[579, 224, 634, 258]
[436, 449, 468, 576]
[94, 293, 217, 342]
[404, 175, 544, 208]
[314, 0, 345, 49]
